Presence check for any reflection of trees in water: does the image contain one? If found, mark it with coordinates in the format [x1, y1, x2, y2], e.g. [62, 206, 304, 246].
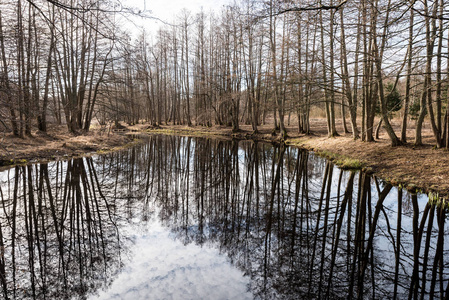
[126, 135, 449, 299]
[0, 135, 448, 299]
[0, 159, 122, 299]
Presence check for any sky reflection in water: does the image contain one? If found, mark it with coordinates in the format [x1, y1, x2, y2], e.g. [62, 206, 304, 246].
[91, 219, 252, 300]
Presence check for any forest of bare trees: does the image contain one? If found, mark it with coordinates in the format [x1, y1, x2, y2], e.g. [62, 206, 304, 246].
[1, 0, 448, 148]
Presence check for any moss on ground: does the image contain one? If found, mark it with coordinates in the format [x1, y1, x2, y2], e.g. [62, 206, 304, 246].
[314, 150, 365, 170]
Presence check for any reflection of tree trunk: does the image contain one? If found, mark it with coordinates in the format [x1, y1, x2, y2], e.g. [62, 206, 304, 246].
[326, 171, 355, 299]
[358, 180, 392, 297]
[299, 152, 309, 252]
[0, 210, 8, 299]
[254, 142, 260, 224]
[349, 172, 368, 298]
[429, 204, 445, 298]
[86, 158, 119, 238]
[393, 188, 402, 300]
[42, 164, 67, 285]
[409, 200, 430, 299]
[291, 150, 307, 257]
[264, 144, 285, 275]
[419, 203, 435, 300]
[12, 167, 19, 298]
[318, 163, 333, 298]
[25, 165, 37, 298]
[308, 162, 331, 297]
[185, 138, 191, 231]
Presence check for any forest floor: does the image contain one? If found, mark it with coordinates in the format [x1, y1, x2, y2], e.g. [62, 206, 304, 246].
[1, 118, 448, 199]
[0, 124, 136, 168]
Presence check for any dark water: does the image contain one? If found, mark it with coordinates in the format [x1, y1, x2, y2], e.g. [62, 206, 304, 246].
[0, 135, 447, 299]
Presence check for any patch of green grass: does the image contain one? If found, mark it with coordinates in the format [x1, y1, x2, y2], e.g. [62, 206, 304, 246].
[0, 159, 14, 167]
[146, 128, 225, 138]
[96, 138, 143, 155]
[15, 159, 28, 165]
[316, 150, 365, 170]
[0, 158, 28, 168]
[428, 192, 448, 208]
[146, 128, 177, 135]
[96, 149, 109, 154]
[286, 138, 309, 148]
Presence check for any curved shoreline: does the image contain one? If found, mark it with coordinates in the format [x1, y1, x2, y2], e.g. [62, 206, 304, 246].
[1, 122, 448, 200]
[140, 125, 449, 200]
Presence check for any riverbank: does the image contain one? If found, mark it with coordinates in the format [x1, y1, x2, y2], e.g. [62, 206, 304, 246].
[1, 119, 448, 198]
[0, 124, 136, 168]
[133, 120, 449, 199]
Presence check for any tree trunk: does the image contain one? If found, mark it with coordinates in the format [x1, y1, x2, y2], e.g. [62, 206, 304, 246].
[0, 10, 19, 136]
[401, 7, 414, 143]
[320, 8, 335, 138]
[372, 0, 401, 146]
[423, 0, 441, 147]
[339, 6, 359, 139]
[269, 0, 286, 137]
[328, 2, 338, 137]
[39, 11, 55, 132]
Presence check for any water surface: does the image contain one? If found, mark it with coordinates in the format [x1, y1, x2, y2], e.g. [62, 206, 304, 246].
[0, 135, 447, 299]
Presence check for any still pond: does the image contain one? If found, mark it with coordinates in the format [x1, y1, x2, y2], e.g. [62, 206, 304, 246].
[0, 135, 447, 299]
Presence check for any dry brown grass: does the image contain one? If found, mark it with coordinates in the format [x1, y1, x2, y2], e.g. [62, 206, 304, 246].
[0, 124, 133, 168]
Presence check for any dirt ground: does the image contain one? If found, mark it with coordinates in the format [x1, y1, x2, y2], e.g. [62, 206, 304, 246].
[0, 124, 134, 167]
[1, 118, 448, 198]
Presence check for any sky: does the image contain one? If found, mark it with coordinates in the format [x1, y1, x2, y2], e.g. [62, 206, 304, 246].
[122, 0, 234, 35]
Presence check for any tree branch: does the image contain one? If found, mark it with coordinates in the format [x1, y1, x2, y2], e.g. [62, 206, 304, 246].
[276, 0, 348, 14]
